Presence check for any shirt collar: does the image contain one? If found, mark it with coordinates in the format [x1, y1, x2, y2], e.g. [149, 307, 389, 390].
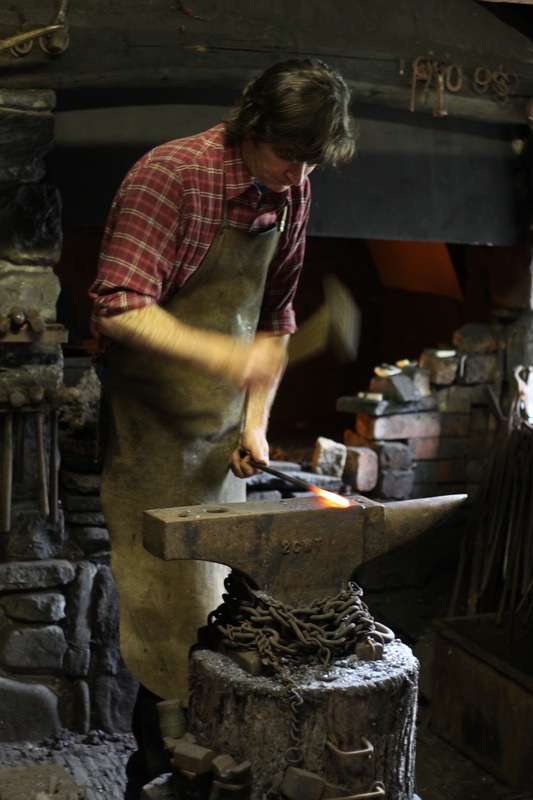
[221, 128, 290, 205]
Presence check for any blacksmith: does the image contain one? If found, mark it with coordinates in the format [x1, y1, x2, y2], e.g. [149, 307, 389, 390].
[89, 57, 356, 799]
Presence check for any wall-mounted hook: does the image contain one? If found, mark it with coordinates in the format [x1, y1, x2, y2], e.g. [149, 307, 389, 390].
[0, 0, 69, 58]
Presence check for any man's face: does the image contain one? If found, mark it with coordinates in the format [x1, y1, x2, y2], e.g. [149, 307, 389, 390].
[242, 140, 316, 193]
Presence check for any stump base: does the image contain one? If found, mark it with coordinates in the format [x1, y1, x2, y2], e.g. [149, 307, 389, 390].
[187, 639, 419, 800]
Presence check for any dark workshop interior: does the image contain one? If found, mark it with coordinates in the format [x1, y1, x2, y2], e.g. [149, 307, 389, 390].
[0, 1, 533, 799]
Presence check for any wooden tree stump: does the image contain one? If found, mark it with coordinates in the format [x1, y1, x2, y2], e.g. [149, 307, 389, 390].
[188, 639, 419, 800]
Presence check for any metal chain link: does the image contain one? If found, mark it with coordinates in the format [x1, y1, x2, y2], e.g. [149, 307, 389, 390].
[204, 573, 388, 768]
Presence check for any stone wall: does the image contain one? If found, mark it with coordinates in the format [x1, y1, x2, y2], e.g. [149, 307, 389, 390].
[0, 90, 136, 742]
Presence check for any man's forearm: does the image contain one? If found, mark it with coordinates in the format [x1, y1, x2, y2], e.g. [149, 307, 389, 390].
[243, 334, 290, 436]
[97, 306, 289, 393]
[97, 304, 248, 380]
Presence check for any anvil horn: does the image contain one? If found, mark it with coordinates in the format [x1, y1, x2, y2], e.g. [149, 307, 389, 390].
[364, 493, 467, 563]
[143, 492, 467, 606]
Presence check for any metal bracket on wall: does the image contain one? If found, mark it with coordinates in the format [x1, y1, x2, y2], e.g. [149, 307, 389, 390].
[0, 0, 69, 57]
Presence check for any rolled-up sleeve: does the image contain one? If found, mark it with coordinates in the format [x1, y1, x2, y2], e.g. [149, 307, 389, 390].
[89, 159, 184, 326]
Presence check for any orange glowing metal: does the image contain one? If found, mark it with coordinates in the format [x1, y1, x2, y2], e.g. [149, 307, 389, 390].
[248, 458, 350, 507]
[309, 486, 350, 507]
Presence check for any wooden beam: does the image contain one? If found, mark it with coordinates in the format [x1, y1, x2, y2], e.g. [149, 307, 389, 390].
[0, 0, 533, 126]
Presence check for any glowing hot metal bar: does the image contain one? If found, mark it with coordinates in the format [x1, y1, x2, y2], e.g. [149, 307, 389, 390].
[248, 458, 350, 507]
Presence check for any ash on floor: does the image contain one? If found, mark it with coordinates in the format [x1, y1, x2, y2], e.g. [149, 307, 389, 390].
[0, 721, 530, 800]
[0, 729, 136, 800]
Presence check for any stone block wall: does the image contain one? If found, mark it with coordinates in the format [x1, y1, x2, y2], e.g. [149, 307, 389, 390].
[0, 89, 136, 742]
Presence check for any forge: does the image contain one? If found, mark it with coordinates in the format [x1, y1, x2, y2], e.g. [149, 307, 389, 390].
[141, 491, 466, 800]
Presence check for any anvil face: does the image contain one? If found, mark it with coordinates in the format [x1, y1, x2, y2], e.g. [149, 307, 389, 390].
[143, 493, 466, 606]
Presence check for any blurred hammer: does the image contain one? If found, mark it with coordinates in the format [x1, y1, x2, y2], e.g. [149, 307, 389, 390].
[287, 275, 361, 367]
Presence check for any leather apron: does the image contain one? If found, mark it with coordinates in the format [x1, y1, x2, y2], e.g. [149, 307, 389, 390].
[100, 202, 285, 702]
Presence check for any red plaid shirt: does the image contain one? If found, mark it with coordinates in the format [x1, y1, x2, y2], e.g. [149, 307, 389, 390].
[89, 125, 311, 343]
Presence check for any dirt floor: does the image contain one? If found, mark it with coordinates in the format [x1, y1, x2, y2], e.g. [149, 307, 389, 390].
[0, 713, 530, 800]
[0, 729, 135, 800]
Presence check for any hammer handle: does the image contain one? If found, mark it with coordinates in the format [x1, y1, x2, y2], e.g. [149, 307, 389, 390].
[248, 458, 314, 492]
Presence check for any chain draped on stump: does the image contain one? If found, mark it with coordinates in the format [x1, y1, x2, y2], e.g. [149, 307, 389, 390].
[199, 572, 392, 768]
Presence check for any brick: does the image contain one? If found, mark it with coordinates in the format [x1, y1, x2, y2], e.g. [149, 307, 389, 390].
[312, 437, 347, 477]
[452, 322, 499, 354]
[64, 510, 106, 526]
[402, 365, 432, 397]
[356, 411, 441, 440]
[61, 470, 101, 494]
[457, 353, 498, 385]
[62, 494, 102, 512]
[343, 429, 373, 449]
[469, 384, 492, 405]
[0, 592, 65, 623]
[434, 385, 473, 414]
[0, 560, 75, 591]
[0, 622, 67, 670]
[467, 459, 486, 483]
[437, 459, 468, 483]
[337, 394, 436, 416]
[376, 441, 412, 470]
[437, 437, 468, 458]
[413, 461, 438, 484]
[377, 469, 414, 500]
[408, 437, 439, 460]
[369, 373, 418, 402]
[0, 677, 61, 744]
[467, 429, 495, 459]
[470, 406, 498, 432]
[440, 414, 470, 436]
[419, 349, 459, 385]
[343, 446, 378, 492]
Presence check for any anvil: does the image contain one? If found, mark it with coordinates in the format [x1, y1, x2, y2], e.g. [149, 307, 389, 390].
[143, 492, 466, 606]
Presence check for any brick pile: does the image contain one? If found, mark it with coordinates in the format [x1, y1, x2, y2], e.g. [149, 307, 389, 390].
[336, 323, 501, 502]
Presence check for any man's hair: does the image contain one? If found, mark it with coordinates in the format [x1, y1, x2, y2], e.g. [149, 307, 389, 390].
[224, 58, 356, 167]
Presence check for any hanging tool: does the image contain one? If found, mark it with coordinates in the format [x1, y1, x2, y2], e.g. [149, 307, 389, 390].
[0, 0, 70, 56]
[14, 412, 25, 484]
[33, 407, 50, 517]
[1, 411, 13, 532]
[48, 407, 59, 523]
